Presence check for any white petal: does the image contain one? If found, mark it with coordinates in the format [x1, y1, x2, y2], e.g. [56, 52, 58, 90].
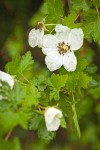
[28, 28, 44, 48]
[0, 71, 14, 89]
[63, 52, 77, 72]
[55, 24, 70, 33]
[46, 118, 60, 131]
[55, 32, 70, 44]
[42, 34, 58, 48]
[38, 30, 44, 48]
[44, 107, 63, 131]
[68, 28, 84, 51]
[45, 52, 63, 71]
[42, 47, 58, 55]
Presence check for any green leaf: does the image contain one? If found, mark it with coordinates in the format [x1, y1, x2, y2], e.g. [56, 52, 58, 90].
[88, 79, 98, 87]
[83, 18, 100, 42]
[5, 51, 34, 75]
[62, 13, 82, 28]
[0, 138, 21, 150]
[17, 110, 30, 129]
[30, 0, 64, 26]
[0, 109, 30, 135]
[70, 0, 90, 12]
[86, 64, 97, 74]
[18, 51, 34, 73]
[11, 82, 26, 108]
[29, 112, 43, 130]
[46, 0, 64, 18]
[38, 119, 56, 141]
[23, 84, 41, 107]
[72, 95, 80, 138]
[60, 117, 67, 128]
[50, 74, 68, 91]
[0, 111, 19, 135]
[49, 90, 59, 101]
[66, 72, 92, 91]
[49, 74, 68, 100]
[76, 57, 88, 71]
[5, 54, 20, 75]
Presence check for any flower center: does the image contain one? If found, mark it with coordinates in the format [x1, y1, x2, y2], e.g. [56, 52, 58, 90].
[57, 42, 70, 55]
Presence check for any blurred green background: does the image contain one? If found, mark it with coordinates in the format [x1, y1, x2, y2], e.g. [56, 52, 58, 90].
[0, 0, 100, 150]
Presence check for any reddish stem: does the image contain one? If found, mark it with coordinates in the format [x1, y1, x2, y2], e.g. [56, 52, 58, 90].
[80, 41, 88, 57]
[4, 129, 13, 141]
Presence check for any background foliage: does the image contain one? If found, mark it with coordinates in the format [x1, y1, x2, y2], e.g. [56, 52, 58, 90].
[0, 0, 100, 150]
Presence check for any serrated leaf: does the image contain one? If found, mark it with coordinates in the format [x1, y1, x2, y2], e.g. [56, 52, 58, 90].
[17, 110, 30, 129]
[30, 0, 64, 26]
[49, 90, 59, 101]
[59, 94, 74, 125]
[38, 119, 56, 141]
[62, 13, 82, 28]
[29, 112, 43, 130]
[18, 51, 34, 73]
[49, 74, 68, 100]
[70, 0, 89, 12]
[60, 117, 67, 128]
[46, 0, 64, 18]
[23, 84, 41, 107]
[11, 82, 26, 108]
[66, 72, 92, 91]
[5, 51, 34, 75]
[5, 54, 20, 75]
[50, 74, 68, 91]
[83, 18, 100, 42]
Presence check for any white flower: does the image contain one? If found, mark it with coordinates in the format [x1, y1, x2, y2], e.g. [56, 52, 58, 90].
[28, 22, 44, 48]
[44, 107, 63, 131]
[42, 24, 84, 71]
[0, 71, 14, 89]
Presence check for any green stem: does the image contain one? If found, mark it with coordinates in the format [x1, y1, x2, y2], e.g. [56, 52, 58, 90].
[45, 24, 57, 26]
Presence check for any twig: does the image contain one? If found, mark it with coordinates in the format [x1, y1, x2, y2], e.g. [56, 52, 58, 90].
[4, 129, 13, 141]
[80, 40, 88, 57]
[96, 6, 100, 18]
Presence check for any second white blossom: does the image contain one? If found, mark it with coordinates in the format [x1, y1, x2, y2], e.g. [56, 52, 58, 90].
[44, 107, 63, 131]
[42, 24, 84, 72]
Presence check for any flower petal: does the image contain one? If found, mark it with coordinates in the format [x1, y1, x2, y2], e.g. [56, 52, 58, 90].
[68, 28, 84, 51]
[44, 107, 63, 131]
[42, 34, 58, 48]
[45, 52, 63, 71]
[0, 71, 14, 89]
[42, 47, 58, 55]
[55, 24, 70, 33]
[28, 28, 44, 48]
[63, 52, 77, 71]
[55, 32, 70, 44]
